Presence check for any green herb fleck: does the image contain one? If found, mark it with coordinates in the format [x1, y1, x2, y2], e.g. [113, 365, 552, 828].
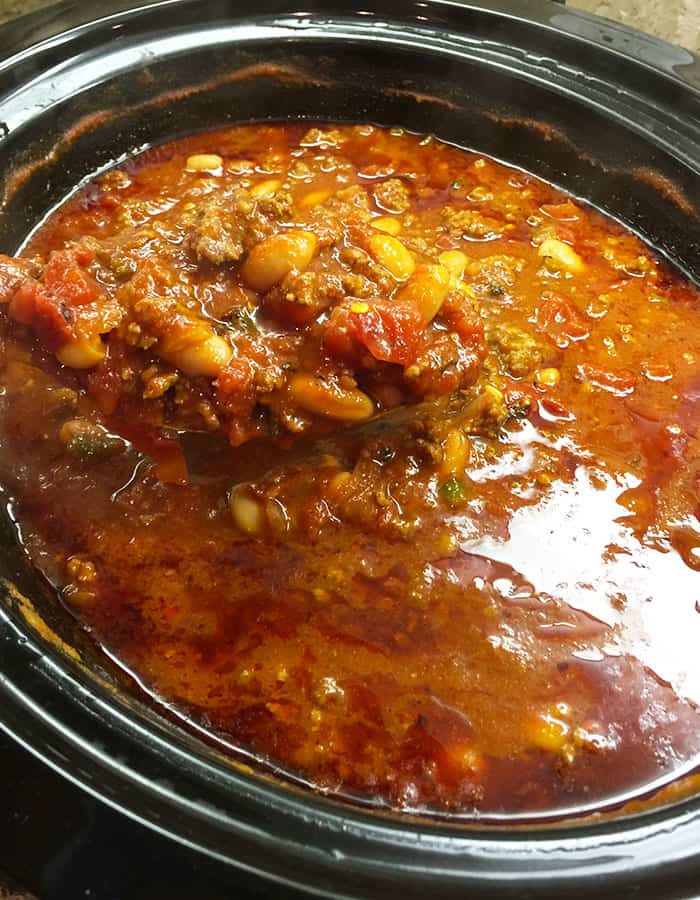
[440, 476, 471, 507]
[226, 307, 258, 334]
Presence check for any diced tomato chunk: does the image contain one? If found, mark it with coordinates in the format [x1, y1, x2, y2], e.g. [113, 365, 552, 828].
[44, 248, 102, 308]
[5, 247, 104, 353]
[537, 296, 589, 348]
[322, 307, 359, 362]
[578, 364, 636, 397]
[9, 279, 73, 350]
[355, 301, 425, 365]
[216, 358, 255, 400]
[72, 245, 96, 267]
[324, 300, 425, 366]
[215, 358, 259, 446]
[438, 294, 485, 343]
[7, 279, 39, 325]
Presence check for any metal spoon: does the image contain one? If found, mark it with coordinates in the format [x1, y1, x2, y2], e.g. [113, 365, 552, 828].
[165, 386, 500, 485]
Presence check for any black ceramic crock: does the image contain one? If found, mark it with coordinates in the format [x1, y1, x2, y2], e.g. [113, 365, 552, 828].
[0, 1, 699, 897]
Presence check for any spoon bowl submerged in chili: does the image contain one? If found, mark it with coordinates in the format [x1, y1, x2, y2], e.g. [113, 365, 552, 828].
[1, 122, 699, 818]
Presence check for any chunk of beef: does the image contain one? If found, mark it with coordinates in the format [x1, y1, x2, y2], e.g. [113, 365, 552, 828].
[305, 185, 373, 247]
[188, 188, 293, 265]
[465, 255, 525, 300]
[339, 245, 397, 295]
[441, 206, 503, 240]
[263, 271, 345, 326]
[373, 178, 411, 214]
[487, 323, 548, 378]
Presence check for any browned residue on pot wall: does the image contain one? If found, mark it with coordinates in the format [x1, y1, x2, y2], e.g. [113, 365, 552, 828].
[2, 64, 331, 207]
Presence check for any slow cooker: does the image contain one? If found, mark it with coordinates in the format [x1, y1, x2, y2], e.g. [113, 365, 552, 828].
[0, 1, 699, 897]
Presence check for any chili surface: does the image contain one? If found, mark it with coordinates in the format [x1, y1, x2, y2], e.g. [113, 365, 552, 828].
[0, 123, 699, 818]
